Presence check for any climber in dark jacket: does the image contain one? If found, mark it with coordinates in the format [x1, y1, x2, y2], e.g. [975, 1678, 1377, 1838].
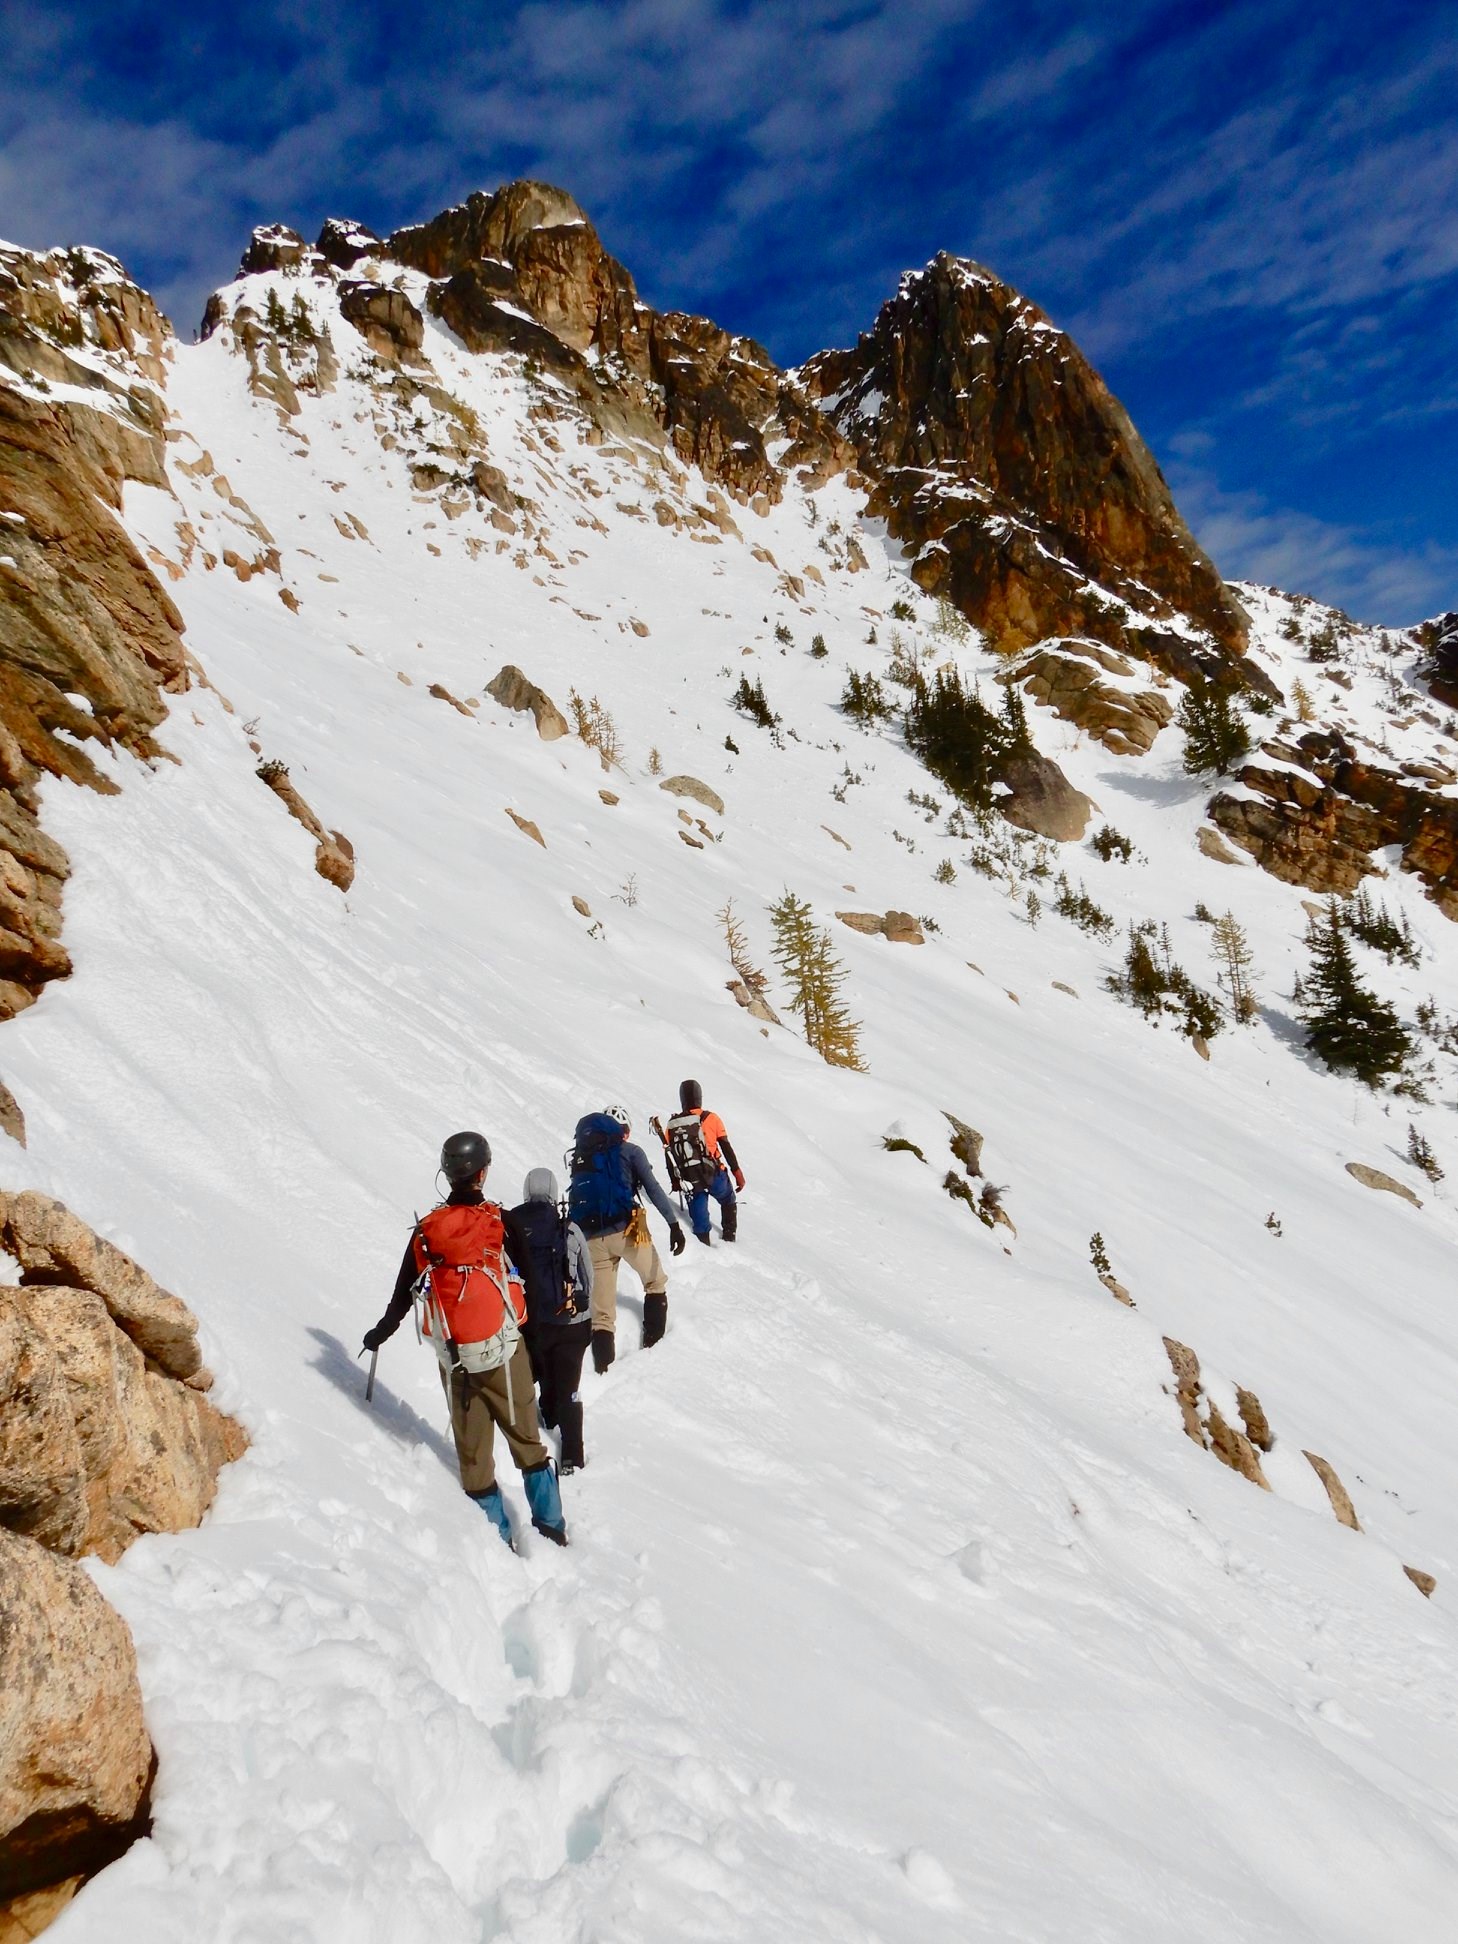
[508, 1168, 594, 1474]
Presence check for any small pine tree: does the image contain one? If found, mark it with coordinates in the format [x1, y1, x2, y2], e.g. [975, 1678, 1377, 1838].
[841, 669, 894, 725]
[934, 859, 957, 885]
[647, 746, 663, 776]
[718, 899, 770, 997]
[1406, 1123, 1443, 1183]
[774, 621, 793, 646]
[1178, 676, 1253, 775]
[1300, 900, 1413, 1086]
[889, 598, 915, 622]
[932, 595, 970, 643]
[769, 891, 866, 1070]
[734, 674, 779, 728]
[903, 666, 1012, 811]
[1210, 912, 1258, 1023]
[1290, 678, 1316, 723]
[1090, 1233, 1112, 1277]
[810, 632, 829, 659]
[1025, 889, 1041, 927]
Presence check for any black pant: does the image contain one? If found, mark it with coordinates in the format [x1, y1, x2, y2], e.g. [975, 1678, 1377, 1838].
[525, 1322, 591, 1468]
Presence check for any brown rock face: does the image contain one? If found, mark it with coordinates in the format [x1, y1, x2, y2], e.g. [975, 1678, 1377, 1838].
[1014, 644, 1173, 755]
[1416, 610, 1458, 709]
[486, 665, 569, 740]
[997, 750, 1094, 841]
[382, 183, 849, 503]
[801, 256, 1250, 669]
[1210, 727, 1458, 918]
[338, 282, 425, 364]
[0, 1199, 244, 1930]
[0, 246, 186, 1018]
[0, 1529, 154, 1922]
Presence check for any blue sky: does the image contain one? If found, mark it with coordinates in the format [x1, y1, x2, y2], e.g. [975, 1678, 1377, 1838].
[2, 0, 1453, 624]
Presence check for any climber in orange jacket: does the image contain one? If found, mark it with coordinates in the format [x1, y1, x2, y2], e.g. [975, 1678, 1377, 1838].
[658, 1080, 743, 1244]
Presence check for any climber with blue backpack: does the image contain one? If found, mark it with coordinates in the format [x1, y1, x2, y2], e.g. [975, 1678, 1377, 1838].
[361, 1131, 568, 1550]
[508, 1169, 594, 1474]
[567, 1104, 686, 1374]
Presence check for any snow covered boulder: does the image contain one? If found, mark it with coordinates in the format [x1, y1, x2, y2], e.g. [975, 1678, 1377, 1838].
[659, 774, 725, 815]
[0, 1528, 153, 1931]
[1344, 1162, 1422, 1209]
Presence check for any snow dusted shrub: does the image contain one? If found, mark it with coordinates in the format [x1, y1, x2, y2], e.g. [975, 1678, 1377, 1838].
[809, 633, 829, 659]
[903, 666, 1016, 813]
[1344, 887, 1420, 967]
[931, 596, 971, 644]
[1053, 876, 1114, 940]
[569, 691, 624, 769]
[1106, 922, 1224, 1040]
[1089, 824, 1134, 863]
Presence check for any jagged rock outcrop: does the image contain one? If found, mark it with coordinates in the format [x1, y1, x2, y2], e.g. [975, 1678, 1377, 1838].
[0, 248, 188, 1017]
[382, 183, 851, 504]
[256, 764, 356, 894]
[1012, 643, 1174, 755]
[337, 282, 425, 365]
[0, 1195, 244, 1930]
[1210, 727, 1458, 918]
[0, 1528, 155, 1935]
[801, 256, 1253, 673]
[486, 665, 569, 739]
[1416, 610, 1458, 709]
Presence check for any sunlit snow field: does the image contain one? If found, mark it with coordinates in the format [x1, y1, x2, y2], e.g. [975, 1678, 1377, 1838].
[8, 276, 1458, 1942]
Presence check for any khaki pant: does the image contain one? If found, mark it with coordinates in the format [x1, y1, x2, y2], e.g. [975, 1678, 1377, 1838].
[587, 1226, 667, 1332]
[438, 1340, 547, 1494]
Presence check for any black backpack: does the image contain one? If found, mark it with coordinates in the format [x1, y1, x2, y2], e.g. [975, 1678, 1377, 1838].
[664, 1111, 718, 1192]
[513, 1199, 582, 1326]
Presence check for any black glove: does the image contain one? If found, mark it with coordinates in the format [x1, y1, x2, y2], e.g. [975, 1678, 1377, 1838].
[591, 1329, 615, 1374]
[669, 1224, 686, 1257]
[362, 1324, 386, 1354]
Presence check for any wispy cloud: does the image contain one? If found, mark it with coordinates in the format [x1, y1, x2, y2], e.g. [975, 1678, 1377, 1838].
[1174, 468, 1457, 627]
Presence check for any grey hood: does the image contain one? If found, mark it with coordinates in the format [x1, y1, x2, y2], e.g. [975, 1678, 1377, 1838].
[522, 1167, 559, 1204]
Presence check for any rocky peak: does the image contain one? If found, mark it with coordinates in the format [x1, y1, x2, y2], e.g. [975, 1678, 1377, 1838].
[801, 251, 1253, 676]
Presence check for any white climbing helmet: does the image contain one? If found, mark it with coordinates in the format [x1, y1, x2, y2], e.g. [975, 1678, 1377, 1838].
[603, 1102, 631, 1129]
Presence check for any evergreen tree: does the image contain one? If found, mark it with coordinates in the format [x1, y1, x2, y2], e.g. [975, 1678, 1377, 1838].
[1406, 1123, 1444, 1184]
[903, 666, 1011, 810]
[1177, 677, 1253, 775]
[769, 891, 866, 1070]
[1211, 912, 1258, 1023]
[734, 674, 779, 728]
[840, 670, 893, 724]
[1300, 900, 1413, 1086]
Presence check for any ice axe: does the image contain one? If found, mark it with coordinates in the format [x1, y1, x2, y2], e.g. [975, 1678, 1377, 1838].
[358, 1345, 378, 1404]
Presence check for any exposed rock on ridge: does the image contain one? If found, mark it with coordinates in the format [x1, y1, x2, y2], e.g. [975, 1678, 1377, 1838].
[1210, 726, 1458, 917]
[0, 1192, 246, 1934]
[0, 245, 188, 1017]
[801, 255, 1254, 675]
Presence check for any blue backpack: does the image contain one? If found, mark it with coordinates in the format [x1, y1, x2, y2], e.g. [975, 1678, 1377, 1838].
[568, 1114, 636, 1237]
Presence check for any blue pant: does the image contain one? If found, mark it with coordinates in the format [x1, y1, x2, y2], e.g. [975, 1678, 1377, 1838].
[687, 1170, 736, 1238]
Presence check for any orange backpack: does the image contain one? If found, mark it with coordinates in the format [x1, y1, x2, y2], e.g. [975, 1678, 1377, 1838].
[413, 1203, 524, 1371]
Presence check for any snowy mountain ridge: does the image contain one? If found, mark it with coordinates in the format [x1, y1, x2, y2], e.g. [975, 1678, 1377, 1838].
[1, 189, 1457, 1942]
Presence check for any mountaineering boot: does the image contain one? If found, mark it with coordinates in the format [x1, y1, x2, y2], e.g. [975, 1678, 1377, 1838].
[522, 1461, 568, 1545]
[468, 1485, 515, 1549]
[721, 1201, 737, 1243]
[641, 1294, 668, 1349]
[591, 1329, 615, 1374]
[694, 1228, 712, 1246]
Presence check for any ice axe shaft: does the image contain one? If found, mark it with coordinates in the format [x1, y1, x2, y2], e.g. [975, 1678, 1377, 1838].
[365, 1348, 378, 1403]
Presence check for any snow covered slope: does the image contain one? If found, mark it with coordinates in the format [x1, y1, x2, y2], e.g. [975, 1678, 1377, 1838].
[6, 248, 1458, 1943]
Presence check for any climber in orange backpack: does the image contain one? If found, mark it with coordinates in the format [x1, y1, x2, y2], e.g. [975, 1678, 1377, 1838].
[362, 1131, 567, 1549]
[657, 1080, 744, 1245]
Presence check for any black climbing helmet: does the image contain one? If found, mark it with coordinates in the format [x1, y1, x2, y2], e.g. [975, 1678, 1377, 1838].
[679, 1078, 703, 1112]
[441, 1130, 492, 1185]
